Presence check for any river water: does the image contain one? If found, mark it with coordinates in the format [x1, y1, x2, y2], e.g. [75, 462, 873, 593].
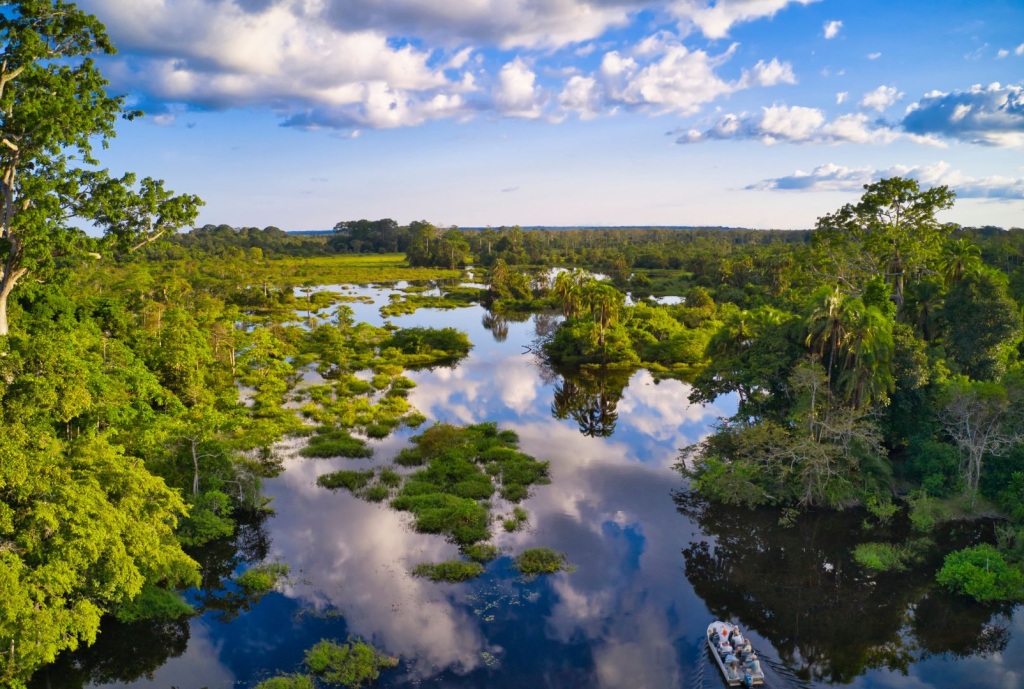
[34, 282, 1024, 688]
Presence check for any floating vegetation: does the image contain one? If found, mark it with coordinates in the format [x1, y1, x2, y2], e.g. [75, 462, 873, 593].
[300, 428, 374, 459]
[303, 638, 399, 687]
[462, 543, 499, 563]
[854, 539, 934, 573]
[380, 327, 473, 363]
[379, 468, 402, 487]
[235, 561, 290, 594]
[362, 484, 391, 502]
[515, 548, 572, 575]
[503, 506, 529, 532]
[411, 560, 485, 583]
[388, 423, 550, 544]
[379, 288, 483, 317]
[255, 674, 317, 689]
[317, 470, 375, 491]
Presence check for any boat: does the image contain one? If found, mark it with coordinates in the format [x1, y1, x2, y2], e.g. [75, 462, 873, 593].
[706, 621, 765, 687]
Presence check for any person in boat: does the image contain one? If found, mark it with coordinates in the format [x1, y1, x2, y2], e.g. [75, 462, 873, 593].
[744, 653, 762, 677]
[736, 639, 753, 660]
[730, 627, 745, 646]
[725, 657, 741, 681]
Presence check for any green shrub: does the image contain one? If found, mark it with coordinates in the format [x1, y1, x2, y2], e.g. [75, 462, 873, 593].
[114, 584, 195, 623]
[301, 430, 373, 459]
[379, 468, 402, 487]
[364, 424, 392, 439]
[937, 544, 1024, 602]
[411, 560, 485, 583]
[178, 490, 235, 547]
[461, 543, 499, 563]
[853, 540, 931, 572]
[515, 548, 570, 575]
[255, 675, 316, 689]
[236, 561, 290, 594]
[382, 327, 472, 355]
[304, 638, 398, 687]
[318, 470, 375, 492]
[362, 484, 390, 502]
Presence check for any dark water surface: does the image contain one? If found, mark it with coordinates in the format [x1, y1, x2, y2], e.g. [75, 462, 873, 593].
[35, 284, 1024, 688]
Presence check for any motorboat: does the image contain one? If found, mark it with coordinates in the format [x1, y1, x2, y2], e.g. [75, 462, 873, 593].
[706, 621, 765, 686]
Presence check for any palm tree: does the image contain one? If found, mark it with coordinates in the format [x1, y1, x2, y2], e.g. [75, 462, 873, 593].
[805, 285, 849, 380]
[939, 238, 982, 285]
[552, 269, 586, 319]
[838, 305, 895, 408]
[902, 279, 944, 341]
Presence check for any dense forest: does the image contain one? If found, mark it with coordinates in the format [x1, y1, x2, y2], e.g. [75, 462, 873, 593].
[5, 1, 1024, 687]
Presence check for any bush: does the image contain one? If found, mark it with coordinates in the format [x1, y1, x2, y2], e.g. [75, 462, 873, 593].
[255, 675, 316, 689]
[236, 561, 290, 594]
[301, 429, 373, 459]
[114, 584, 195, 623]
[937, 544, 1024, 602]
[411, 560, 485, 583]
[515, 548, 570, 575]
[318, 470, 375, 492]
[461, 543, 499, 563]
[382, 327, 472, 355]
[853, 540, 931, 572]
[362, 483, 390, 502]
[177, 490, 235, 547]
[304, 638, 399, 687]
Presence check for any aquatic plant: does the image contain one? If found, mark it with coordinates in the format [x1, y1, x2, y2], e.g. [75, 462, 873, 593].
[937, 544, 1024, 603]
[318, 470, 376, 491]
[236, 562, 290, 594]
[254, 674, 317, 689]
[304, 638, 399, 687]
[503, 506, 529, 532]
[362, 484, 391, 502]
[515, 548, 571, 575]
[462, 543, 499, 563]
[853, 540, 932, 572]
[411, 560, 485, 583]
[300, 429, 373, 459]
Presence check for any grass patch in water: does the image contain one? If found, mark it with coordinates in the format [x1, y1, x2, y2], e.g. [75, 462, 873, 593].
[255, 675, 316, 689]
[515, 548, 571, 575]
[364, 423, 392, 439]
[304, 638, 399, 687]
[461, 543, 499, 563]
[381, 327, 472, 356]
[362, 484, 391, 502]
[379, 468, 402, 487]
[236, 562, 290, 594]
[503, 506, 529, 532]
[411, 560, 485, 583]
[853, 539, 933, 572]
[318, 470, 375, 491]
[300, 429, 373, 459]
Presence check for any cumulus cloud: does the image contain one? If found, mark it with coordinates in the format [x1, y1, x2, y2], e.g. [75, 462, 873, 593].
[901, 83, 1024, 147]
[675, 104, 940, 146]
[748, 161, 1024, 200]
[836, 91, 848, 104]
[823, 20, 842, 39]
[558, 75, 603, 120]
[669, 0, 821, 40]
[859, 85, 903, 112]
[495, 58, 546, 119]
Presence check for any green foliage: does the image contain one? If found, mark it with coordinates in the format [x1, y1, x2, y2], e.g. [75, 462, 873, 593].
[381, 327, 472, 358]
[853, 539, 932, 572]
[235, 562, 289, 595]
[300, 429, 373, 459]
[503, 506, 529, 532]
[411, 560, 485, 583]
[113, 585, 195, 624]
[937, 544, 1024, 603]
[514, 548, 571, 575]
[255, 675, 317, 689]
[177, 491, 235, 547]
[940, 270, 1022, 380]
[461, 543, 499, 563]
[317, 470, 375, 492]
[304, 638, 398, 687]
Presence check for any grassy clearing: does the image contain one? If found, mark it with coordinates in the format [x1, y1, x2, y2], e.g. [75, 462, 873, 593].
[515, 548, 571, 575]
[411, 560, 485, 583]
[267, 254, 461, 285]
[236, 562, 290, 594]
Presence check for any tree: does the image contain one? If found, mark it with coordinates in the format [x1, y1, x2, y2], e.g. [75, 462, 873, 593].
[938, 378, 1024, 500]
[940, 238, 982, 285]
[0, 1, 201, 336]
[814, 177, 955, 311]
[940, 271, 1022, 380]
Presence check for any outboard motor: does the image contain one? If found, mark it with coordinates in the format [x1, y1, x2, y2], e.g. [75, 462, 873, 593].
[742, 671, 754, 688]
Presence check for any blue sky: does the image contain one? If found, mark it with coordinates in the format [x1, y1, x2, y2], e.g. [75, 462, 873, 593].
[79, 0, 1024, 230]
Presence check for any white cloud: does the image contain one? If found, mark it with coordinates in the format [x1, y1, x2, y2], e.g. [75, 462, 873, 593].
[901, 82, 1024, 147]
[749, 160, 1024, 199]
[739, 58, 797, 87]
[494, 57, 546, 119]
[836, 91, 848, 104]
[669, 0, 821, 40]
[859, 85, 903, 111]
[997, 49, 1010, 59]
[677, 104, 947, 147]
[823, 20, 842, 39]
[867, 52, 882, 60]
[1017, 42, 1024, 56]
[559, 75, 603, 119]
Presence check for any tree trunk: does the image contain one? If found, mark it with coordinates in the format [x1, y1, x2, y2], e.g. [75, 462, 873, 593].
[0, 288, 8, 337]
[191, 440, 200, 495]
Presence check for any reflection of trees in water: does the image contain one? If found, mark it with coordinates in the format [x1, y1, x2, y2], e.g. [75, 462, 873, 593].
[551, 370, 631, 438]
[532, 312, 561, 340]
[30, 513, 273, 688]
[481, 312, 509, 342]
[676, 493, 1010, 684]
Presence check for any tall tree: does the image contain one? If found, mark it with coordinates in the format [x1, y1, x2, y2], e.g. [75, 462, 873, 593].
[0, 1, 201, 336]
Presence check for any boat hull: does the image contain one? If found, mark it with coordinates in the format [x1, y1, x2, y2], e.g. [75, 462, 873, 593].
[706, 621, 764, 687]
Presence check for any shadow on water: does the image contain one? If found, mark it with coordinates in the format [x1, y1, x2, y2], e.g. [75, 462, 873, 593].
[676, 492, 1013, 686]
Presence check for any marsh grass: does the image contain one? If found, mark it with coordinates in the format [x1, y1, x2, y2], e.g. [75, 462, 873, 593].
[318, 470, 375, 491]
[461, 543, 499, 563]
[853, 539, 934, 572]
[300, 429, 373, 459]
[503, 506, 529, 532]
[304, 637, 399, 687]
[236, 562, 290, 594]
[254, 675, 316, 689]
[515, 548, 571, 575]
[411, 560, 485, 583]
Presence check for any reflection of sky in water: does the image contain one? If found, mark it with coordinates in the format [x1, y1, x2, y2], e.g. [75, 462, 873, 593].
[91, 286, 1024, 689]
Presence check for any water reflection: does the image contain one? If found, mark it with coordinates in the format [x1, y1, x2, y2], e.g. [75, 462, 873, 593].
[36, 284, 1024, 688]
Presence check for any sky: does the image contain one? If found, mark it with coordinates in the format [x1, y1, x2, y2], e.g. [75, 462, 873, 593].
[77, 0, 1024, 230]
